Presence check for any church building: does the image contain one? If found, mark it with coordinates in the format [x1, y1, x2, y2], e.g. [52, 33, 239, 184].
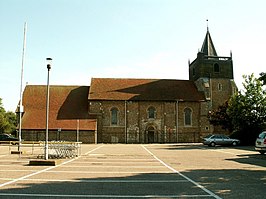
[19, 29, 237, 143]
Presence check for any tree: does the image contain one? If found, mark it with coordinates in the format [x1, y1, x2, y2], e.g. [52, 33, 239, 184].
[0, 98, 17, 134]
[259, 72, 266, 85]
[227, 74, 266, 144]
[208, 101, 234, 133]
[4, 111, 17, 133]
[208, 73, 266, 144]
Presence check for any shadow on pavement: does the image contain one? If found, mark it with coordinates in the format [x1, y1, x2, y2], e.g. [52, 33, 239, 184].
[226, 153, 266, 168]
[0, 168, 265, 199]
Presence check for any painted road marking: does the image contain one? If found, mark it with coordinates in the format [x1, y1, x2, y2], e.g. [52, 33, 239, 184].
[0, 169, 40, 172]
[0, 145, 104, 188]
[142, 145, 222, 199]
[0, 193, 213, 198]
[59, 165, 164, 168]
[0, 144, 220, 198]
[44, 171, 172, 174]
[0, 178, 188, 183]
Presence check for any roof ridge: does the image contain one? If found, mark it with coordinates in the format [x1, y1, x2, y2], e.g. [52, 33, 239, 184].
[26, 85, 87, 87]
[91, 77, 191, 81]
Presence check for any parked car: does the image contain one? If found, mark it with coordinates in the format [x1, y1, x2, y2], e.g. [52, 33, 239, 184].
[203, 134, 240, 147]
[0, 134, 19, 145]
[255, 131, 266, 154]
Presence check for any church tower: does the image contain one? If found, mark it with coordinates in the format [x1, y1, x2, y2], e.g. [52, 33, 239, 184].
[189, 28, 237, 110]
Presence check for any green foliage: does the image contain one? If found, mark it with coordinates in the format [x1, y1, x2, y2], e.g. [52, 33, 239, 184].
[228, 74, 266, 144]
[208, 101, 233, 133]
[259, 72, 266, 85]
[0, 98, 17, 134]
[208, 73, 266, 145]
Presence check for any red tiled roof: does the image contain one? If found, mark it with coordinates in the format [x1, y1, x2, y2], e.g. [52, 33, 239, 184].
[89, 78, 205, 101]
[21, 85, 96, 130]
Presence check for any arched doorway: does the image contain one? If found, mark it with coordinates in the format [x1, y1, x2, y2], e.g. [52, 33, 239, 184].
[146, 126, 155, 143]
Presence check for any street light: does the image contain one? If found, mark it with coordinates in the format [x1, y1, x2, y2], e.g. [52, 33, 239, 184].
[44, 58, 52, 160]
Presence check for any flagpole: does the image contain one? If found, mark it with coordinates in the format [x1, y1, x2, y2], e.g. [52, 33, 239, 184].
[18, 22, 27, 152]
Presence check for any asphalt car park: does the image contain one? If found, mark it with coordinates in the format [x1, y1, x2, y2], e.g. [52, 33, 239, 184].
[0, 144, 265, 198]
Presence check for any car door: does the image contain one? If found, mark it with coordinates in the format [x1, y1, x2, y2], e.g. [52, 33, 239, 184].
[215, 135, 223, 145]
[221, 135, 230, 145]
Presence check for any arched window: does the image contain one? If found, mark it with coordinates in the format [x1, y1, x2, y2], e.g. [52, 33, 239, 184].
[147, 106, 156, 119]
[218, 83, 222, 91]
[184, 108, 192, 126]
[214, 63, 220, 73]
[110, 107, 118, 125]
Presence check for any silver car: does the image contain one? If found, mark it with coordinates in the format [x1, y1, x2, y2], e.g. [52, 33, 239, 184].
[255, 131, 266, 154]
[203, 134, 240, 147]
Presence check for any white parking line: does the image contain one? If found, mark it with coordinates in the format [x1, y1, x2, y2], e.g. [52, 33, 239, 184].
[0, 144, 221, 198]
[141, 145, 222, 199]
[0, 178, 188, 183]
[0, 145, 104, 188]
[59, 165, 164, 168]
[0, 169, 39, 172]
[46, 171, 172, 174]
[84, 145, 104, 155]
[0, 193, 213, 198]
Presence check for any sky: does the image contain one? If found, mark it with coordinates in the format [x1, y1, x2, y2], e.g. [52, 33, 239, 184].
[0, 0, 265, 111]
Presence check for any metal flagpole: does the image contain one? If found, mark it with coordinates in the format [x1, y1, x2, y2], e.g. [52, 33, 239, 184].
[18, 22, 27, 152]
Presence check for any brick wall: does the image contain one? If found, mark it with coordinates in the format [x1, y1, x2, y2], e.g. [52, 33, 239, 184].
[21, 130, 96, 143]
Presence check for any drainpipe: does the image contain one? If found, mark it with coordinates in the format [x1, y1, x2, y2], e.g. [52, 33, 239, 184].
[164, 125, 167, 143]
[95, 120, 98, 144]
[176, 100, 179, 143]
[125, 100, 127, 143]
[210, 79, 212, 107]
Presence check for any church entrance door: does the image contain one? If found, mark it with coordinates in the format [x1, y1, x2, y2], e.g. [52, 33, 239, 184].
[148, 131, 154, 143]
[147, 126, 155, 143]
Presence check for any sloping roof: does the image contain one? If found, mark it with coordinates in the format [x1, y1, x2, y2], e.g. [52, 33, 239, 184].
[89, 78, 205, 101]
[21, 85, 96, 130]
[201, 29, 218, 56]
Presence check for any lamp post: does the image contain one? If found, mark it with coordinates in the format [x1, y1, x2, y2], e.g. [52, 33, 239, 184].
[44, 58, 52, 160]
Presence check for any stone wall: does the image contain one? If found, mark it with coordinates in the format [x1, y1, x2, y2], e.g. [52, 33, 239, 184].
[89, 100, 208, 143]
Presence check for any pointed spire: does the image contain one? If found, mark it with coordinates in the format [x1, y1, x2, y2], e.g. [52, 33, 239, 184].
[200, 26, 218, 56]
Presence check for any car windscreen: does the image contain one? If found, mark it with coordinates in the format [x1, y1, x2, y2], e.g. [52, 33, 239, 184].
[204, 135, 213, 138]
[258, 132, 266, 139]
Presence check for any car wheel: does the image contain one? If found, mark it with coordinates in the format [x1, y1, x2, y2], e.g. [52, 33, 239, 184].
[232, 141, 237, 146]
[209, 142, 216, 147]
[259, 151, 265, 155]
